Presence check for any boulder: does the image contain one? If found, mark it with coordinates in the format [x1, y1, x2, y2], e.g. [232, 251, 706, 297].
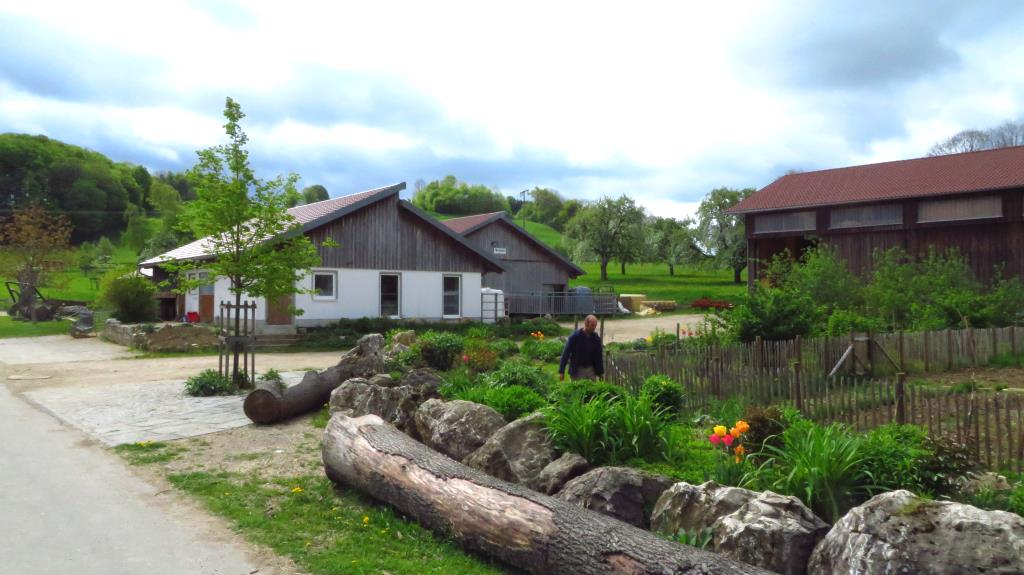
[715, 490, 830, 575]
[959, 471, 1013, 495]
[464, 413, 556, 487]
[400, 368, 443, 396]
[555, 466, 673, 528]
[321, 334, 385, 387]
[368, 373, 397, 388]
[329, 377, 420, 434]
[413, 399, 507, 462]
[391, 330, 417, 346]
[532, 452, 591, 495]
[808, 490, 1024, 575]
[651, 481, 757, 536]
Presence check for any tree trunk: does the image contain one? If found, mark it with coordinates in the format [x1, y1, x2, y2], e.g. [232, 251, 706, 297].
[599, 258, 609, 281]
[233, 289, 246, 388]
[668, 263, 674, 276]
[733, 266, 743, 284]
[620, 261, 626, 275]
[244, 372, 331, 424]
[322, 414, 772, 575]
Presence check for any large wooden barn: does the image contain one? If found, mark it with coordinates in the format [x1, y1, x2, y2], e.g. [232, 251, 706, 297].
[730, 146, 1024, 285]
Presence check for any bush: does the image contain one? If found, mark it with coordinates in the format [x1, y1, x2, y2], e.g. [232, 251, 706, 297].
[463, 339, 499, 373]
[824, 308, 886, 337]
[455, 384, 547, 421]
[488, 339, 520, 358]
[521, 338, 563, 362]
[414, 331, 465, 371]
[491, 317, 565, 339]
[860, 424, 933, 494]
[480, 358, 552, 393]
[184, 369, 236, 396]
[740, 405, 786, 455]
[641, 375, 686, 414]
[545, 394, 618, 464]
[545, 390, 670, 466]
[549, 379, 627, 404]
[98, 271, 156, 322]
[919, 434, 978, 496]
[721, 286, 817, 342]
[437, 369, 477, 399]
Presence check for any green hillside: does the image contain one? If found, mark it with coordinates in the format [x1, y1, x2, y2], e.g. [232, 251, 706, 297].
[431, 211, 564, 252]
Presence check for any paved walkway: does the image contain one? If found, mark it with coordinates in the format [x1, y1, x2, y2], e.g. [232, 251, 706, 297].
[24, 372, 306, 445]
[0, 334, 134, 364]
[0, 383, 265, 575]
[561, 313, 706, 343]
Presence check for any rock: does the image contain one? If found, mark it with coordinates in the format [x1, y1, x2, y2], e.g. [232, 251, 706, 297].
[329, 377, 420, 435]
[464, 413, 556, 487]
[400, 368, 443, 396]
[959, 471, 1013, 495]
[715, 490, 829, 575]
[532, 452, 590, 495]
[391, 330, 417, 346]
[321, 334, 385, 387]
[413, 399, 507, 461]
[555, 466, 673, 528]
[368, 373, 397, 388]
[145, 324, 219, 353]
[808, 490, 1024, 575]
[652, 481, 758, 536]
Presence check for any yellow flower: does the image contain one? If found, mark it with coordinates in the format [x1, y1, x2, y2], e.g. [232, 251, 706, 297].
[291, 486, 304, 493]
[713, 425, 727, 437]
[362, 515, 370, 525]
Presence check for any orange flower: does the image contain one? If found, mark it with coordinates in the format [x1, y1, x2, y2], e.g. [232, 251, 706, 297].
[734, 445, 746, 457]
[735, 420, 750, 434]
[730, 427, 741, 438]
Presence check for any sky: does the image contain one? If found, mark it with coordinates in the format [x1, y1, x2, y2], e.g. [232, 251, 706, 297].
[1, 0, 1023, 221]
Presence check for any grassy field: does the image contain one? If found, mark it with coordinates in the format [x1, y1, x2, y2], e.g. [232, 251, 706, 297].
[0, 316, 72, 338]
[571, 262, 746, 310]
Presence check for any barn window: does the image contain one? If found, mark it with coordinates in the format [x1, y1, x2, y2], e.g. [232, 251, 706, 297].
[442, 275, 461, 317]
[753, 211, 816, 234]
[829, 204, 903, 229]
[380, 273, 400, 318]
[917, 195, 1002, 223]
[312, 271, 337, 300]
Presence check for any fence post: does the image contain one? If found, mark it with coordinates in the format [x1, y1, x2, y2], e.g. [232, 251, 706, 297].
[947, 329, 954, 371]
[923, 330, 930, 372]
[991, 326, 998, 361]
[793, 335, 803, 412]
[897, 330, 905, 372]
[896, 372, 906, 424]
[755, 336, 764, 373]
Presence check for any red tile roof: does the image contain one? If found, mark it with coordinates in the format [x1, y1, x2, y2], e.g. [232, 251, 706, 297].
[730, 146, 1024, 214]
[440, 211, 505, 234]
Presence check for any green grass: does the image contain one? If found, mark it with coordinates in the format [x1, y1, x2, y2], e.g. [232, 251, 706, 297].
[113, 441, 185, 465]
[168, 472, 511, 575]
[571, 262, 746, 310]
[0, 315, 73, 338]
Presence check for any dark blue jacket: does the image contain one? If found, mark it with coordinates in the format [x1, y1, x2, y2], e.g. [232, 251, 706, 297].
[559, 329, 604, 377]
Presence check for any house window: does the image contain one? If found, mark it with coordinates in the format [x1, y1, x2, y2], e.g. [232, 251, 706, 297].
[830, 204, 903, 229]
[917, 195, 1002, 223]
[380, 273, 400, 318]
[442, 275, 461, 318]
[312, 271, 337, 300]
[753, 211, 816, 234]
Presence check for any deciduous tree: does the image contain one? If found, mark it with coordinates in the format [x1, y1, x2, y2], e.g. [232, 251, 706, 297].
[0, 204, 72, 321]
[302, 184, 329, 204]
[695, 187, 754, 284]
[565, 195, 645, 280]
[170, 98, 320, 387]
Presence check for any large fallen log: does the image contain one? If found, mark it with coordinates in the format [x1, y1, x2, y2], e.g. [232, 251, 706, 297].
[323, 414, 773, 575]
[243, 334, 384, 424]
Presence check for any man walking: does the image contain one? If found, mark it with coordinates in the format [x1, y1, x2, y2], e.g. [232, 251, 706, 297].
[558, 314, 604, 381]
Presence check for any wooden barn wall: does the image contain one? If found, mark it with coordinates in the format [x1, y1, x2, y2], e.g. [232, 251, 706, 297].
[305, 196, 487, 273]
[466, 220, 570, 292]
[746, 189, 1024, 286]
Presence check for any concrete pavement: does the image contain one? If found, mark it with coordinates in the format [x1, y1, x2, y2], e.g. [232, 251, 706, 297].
[0, 382, 264, 575]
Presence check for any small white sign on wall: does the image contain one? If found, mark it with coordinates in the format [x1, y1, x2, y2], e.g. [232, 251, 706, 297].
[493, 247, 507, 255]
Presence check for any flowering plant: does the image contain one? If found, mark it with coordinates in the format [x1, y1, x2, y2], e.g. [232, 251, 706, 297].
[709, 419, 751, 471]
[530, 330, 545, 340]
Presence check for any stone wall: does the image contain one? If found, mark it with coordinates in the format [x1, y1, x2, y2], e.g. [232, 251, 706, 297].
[100, 319, 148, 349]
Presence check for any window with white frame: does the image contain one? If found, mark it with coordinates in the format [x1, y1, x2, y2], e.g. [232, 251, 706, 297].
[442, 275, 461, 317]
[312, 271, 337, 300]
[753, 210, 816, 234]
[830, 204, 903, 229]
[917, 195, 1003, 223]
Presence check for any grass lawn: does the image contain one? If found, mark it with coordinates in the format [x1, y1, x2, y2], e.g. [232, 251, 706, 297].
[169, 472, 510, 575]
[0, 316, 72, 338]
[571, 262, 746, 310]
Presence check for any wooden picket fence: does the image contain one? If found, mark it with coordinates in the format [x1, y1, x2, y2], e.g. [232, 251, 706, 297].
[604, 326, 1024, 472]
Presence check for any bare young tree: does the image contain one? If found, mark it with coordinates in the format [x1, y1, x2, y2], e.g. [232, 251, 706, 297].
[928, 120, 1024, 156]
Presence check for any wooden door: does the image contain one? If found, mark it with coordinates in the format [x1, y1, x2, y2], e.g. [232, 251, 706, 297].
[267, 294, 293, 325]
[198, 277, 215, 323]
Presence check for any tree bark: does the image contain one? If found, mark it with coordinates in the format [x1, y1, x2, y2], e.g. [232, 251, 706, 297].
[322, 414, 772, 575]
[244, 371, 331, 424]
[668, 263, 674, 276]
[599, 258, 609, 281]
[733, 266, 743, 284]
[620, 261, 626, 275]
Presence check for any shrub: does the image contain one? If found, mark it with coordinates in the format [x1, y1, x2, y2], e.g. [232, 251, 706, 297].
[437, 369, 477, 399]
[463, 339, 499, 373]
[740, 405, 786, 456]
[488, 339, 520, 358]
[414, 330, 465, 371]
[545, 390, 671, 466]
[860, 424, 932, 494]
[184, 369, 236, 396]
[98, 271, 156, 322]
[919, 434, 978, 496]
[752, 420, 874, 523]
[549, 379, 627, 404]
[491, 317, 565, 339]
[605, 392, 670, 462]
[544, 393, 618, 464]
[521, 338, 563, 362]
[721, 286, 817, 342]
[824, 308, 886, 337]
[480, 358, 551, 393]
[455, 384, 547, 421]
[641, 375, 686, 414]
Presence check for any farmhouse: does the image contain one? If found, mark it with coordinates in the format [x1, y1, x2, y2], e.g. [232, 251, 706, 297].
[730, 146, 1024, 285]
[140, 183, 505, 330]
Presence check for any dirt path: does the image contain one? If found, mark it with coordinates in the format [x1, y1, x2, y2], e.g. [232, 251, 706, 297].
[561, 313, 706, 343]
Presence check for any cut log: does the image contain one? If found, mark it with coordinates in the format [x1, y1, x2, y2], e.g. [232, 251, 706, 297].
[244, 333, 384, 424]
[323, 414, 773, 575]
